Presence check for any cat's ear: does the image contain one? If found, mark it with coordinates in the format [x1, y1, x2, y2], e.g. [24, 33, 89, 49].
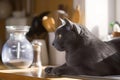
[60, 18, 81, 34]
[74, 24, 82, 34]
[60, 18, 66, 26]
[63, 18, 73, 31]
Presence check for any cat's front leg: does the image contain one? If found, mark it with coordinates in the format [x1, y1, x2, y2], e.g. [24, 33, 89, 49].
[45, 63, 69, 76]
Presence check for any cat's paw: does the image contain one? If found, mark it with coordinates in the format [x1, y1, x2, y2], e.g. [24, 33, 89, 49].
[51, 68, 64, 76]
[45, 67, 64, 76]
[45, 67, 53, 74]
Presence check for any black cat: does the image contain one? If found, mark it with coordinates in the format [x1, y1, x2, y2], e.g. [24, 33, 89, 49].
[45, 19, 120, 76]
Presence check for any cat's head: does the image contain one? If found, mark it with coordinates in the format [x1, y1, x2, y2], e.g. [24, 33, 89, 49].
[52, 18, 82, 51]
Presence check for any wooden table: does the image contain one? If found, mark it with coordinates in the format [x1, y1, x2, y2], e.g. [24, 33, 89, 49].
[0, 64, 82, 80]
[0, 64, 119, 80]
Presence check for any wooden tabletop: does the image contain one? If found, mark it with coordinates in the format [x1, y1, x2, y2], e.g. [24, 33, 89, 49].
[0, 64, 119, 80]
[0, 64, 82, 80]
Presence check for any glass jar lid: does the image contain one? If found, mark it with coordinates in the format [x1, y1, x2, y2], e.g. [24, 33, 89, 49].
[6, 26, 30, 33]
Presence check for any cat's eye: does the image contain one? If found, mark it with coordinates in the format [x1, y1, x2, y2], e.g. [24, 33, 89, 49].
[58, 34, 62, 39]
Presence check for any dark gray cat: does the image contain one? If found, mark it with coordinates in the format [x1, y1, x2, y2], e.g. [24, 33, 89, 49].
[45, 19, 120, 76]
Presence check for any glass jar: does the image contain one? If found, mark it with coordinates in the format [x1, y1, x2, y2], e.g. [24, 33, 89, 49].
[1, 26, 33, 69]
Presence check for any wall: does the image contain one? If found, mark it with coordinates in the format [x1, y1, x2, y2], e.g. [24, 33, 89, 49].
[108, 0, 116, 33]
[85, 0, 115, 40]
[116, 0, 120, 22]
[33, 0, 73, 16]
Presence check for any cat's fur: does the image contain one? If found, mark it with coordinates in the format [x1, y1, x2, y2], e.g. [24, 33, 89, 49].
[45, 19, 120, 76]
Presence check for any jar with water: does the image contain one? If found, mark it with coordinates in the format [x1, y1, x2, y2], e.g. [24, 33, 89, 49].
[1, 26, 33, 69]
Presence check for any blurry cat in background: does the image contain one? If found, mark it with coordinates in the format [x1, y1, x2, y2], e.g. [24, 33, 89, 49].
[45, 18, 120, 76]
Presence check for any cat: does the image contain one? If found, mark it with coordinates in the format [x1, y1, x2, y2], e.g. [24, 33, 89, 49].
[45, 18, 120, 76]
